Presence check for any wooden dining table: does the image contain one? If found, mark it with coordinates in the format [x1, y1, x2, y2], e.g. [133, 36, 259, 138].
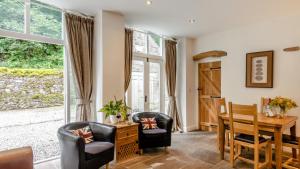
[218, 113, 298, 169]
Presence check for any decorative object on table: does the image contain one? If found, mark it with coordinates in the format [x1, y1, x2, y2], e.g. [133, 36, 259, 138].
[99, 97, 131, 124]
[261, 97, 275, 117]
[246, 51, 274, 88]
[269, 96, 298, 118]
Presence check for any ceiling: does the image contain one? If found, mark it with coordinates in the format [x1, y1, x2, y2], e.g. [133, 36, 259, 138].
[40, 0, 300, 38]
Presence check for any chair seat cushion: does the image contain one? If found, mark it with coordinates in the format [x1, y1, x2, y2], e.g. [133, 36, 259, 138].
[142, 128, 167, 135]
[85, 142, 114, 160]
[271, 134, 299, 145]
[235, 134, 267, 144]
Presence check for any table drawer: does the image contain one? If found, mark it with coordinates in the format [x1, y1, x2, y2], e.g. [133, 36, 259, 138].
[117, 135, 138, 145]
[117, 127, 138, 140]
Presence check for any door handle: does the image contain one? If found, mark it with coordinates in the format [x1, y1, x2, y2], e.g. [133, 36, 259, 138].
[144, 96, 148, 103]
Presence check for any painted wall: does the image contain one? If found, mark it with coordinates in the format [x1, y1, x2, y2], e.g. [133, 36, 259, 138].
[94, 10, 125, 122]
[192, 15, 300, 134]
[177, 38, 197, 132]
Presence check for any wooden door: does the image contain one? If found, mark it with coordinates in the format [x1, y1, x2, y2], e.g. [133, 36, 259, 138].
[198, 61, 221, 131]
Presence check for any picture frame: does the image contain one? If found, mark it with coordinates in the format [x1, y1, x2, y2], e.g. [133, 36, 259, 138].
[246, 51, 274, 88]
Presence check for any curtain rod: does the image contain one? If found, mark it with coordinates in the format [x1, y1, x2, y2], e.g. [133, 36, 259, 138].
[126, 27, 177, 42]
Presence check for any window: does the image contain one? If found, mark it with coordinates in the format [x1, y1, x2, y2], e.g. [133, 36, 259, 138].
[148, 33, 162, 56]
[0, 0, 24, 33]
[129, 30, 165, 113]
[133, 31, 162, 56]
[30, 0, 62, 39]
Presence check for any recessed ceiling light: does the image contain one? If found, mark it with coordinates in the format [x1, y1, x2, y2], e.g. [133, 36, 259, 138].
[146, 0, 152, 5]
[188, 19, 196, 24]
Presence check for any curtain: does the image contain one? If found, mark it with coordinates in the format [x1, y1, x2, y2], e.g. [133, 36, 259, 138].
[124, 28, 133, 92]
[65, 13, 94, 121]
[165, 40, 182, 131]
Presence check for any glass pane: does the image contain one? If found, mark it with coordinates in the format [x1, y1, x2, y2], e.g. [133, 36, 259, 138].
[149, 62, 161, 112]
[30, 0, 62, 39]
[148, 33, 162, 56]
[0, 37, 64, 162]
[131, 60, 144, 112]
[0, 0, 24, 33]
[133, 31, 147, 54]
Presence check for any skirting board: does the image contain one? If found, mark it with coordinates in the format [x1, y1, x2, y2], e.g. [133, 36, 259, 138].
[183, 125, 199, 132]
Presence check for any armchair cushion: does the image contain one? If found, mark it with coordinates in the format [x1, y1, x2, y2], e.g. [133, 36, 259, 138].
[142, 128, 167, 135]
[85, 142, 114, 160]
[70, 126, 94, 144]
[141, 118, 158, 130]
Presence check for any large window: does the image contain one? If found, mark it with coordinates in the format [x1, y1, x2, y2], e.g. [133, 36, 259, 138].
[129, 31, 165, 113]
[0, 0, 66, 163]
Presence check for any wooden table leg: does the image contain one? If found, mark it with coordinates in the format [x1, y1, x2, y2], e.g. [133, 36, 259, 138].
[218, 117, 225, 160]
[290, 124, 297, 158]
[274, 128, 283, 169]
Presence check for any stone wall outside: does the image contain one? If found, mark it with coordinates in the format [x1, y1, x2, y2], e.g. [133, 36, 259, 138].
[0, 68, 64, 111]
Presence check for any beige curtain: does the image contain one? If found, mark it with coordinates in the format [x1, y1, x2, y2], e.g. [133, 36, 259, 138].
[124, 28, 133, 92]
[165, 40, 182, 131]
[65, 13, 94, 121]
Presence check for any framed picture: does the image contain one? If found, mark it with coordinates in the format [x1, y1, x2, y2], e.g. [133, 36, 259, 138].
[246, 51, 274, 88]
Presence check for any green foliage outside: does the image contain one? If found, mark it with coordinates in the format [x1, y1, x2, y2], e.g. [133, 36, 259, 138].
[0, 67, 63, 77]
[0, 37, 63, 69]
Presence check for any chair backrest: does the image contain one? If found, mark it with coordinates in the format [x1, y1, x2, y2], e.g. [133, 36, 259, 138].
[261, 97, 272, 113]
[214, 98, 227, 115]
[229, 102, 259, 143]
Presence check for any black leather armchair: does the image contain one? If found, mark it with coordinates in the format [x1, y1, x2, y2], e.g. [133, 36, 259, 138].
[132, 112, 173, 151]
[57, 122, 116, 169]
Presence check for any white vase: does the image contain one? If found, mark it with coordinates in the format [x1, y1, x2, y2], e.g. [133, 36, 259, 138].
[109, 115, 117, 124]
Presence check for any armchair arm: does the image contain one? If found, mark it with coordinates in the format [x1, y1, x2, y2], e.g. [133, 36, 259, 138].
[0, 147, 33, 169]
[89, 123, 116, 143]
[156, 113, 173, 133]
[57, 128, 85, 169]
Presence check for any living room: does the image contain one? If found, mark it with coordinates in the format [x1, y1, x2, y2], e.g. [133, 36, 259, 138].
[0, 0, 300, 169]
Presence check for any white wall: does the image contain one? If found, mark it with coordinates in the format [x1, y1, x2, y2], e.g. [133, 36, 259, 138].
[94, 10, 125, 122]
[192, 15, 300, 134]
[177, 38, 197, 132]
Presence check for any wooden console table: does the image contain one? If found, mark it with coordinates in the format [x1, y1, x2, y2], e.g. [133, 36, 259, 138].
[107, 122, 140, 162]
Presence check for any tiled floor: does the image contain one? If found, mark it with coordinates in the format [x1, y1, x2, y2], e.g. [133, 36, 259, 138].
[35, 132, 279, 169]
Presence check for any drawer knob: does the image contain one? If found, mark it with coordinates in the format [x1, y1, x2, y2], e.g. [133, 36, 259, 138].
[127, 133, 129, 136]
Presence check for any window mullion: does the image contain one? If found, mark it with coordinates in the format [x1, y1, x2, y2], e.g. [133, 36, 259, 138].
[24, 0, 30, 35]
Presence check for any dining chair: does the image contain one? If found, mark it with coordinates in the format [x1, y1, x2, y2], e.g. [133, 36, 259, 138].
[272, 134, 300, 169]
[214, 98, 230, 147]
[229, 102, 272, 169]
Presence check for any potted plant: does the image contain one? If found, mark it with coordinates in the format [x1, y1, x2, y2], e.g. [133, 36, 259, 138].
[270, 96, 298, 118]
[99, 99, 123, 124]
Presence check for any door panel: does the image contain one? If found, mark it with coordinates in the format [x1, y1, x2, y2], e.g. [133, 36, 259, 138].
[198, 61, 221, 131]
[131, 58, 163, 113]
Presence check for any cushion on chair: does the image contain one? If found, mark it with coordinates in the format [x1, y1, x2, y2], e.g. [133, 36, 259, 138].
[141, 118, 158, 130]
[85, 142, 114, 160]
[271, 134, 299, 145]
[235, 134, 267, 144]
[70, 126, 94, 144]
[142, 128, 167, 135]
